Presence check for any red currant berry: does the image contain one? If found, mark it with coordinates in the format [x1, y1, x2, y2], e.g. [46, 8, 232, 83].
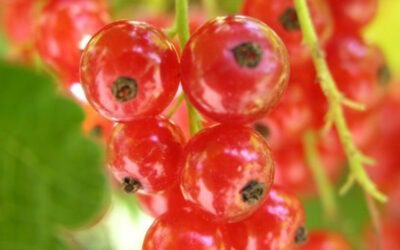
[108, 116, 184, 193]
[328, 0, 378, 32]
[299, 231, 352, 250]
[223, 186, 307, 249]
[36, 0, 110, 84]
[181, 15, 289, 124]
[3, 0, 36, 46]
[181, 124, 274, 222]
[366, 220, 400, 250]
[327, 34, 388, 108]
[80, 21, 180, 121]
[136, 184, 187, 218]
[143, 208, 226, 250]
[242, 0, 333, 66]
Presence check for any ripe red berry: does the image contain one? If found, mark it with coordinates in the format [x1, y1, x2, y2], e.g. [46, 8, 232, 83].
[181, 15, 289, 124]
[242, 0, 333, 66]
[143, 208, 226, 250]
[80, 20, 180, 121]
[181, 124, 274, 222]
[36, 0, 110, 85]
[327, 0, 378, 32]
[366, 220, 400, 250]
[327, 34, 388, 108]
[3, 0, 35, 46]
[299, 231, 352, 250]
[108, 116, 184, 193]
[136, 184, 187, 218]
[223, 186, 307, 249]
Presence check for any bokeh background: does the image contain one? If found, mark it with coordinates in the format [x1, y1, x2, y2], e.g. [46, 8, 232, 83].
[0, 0, 399, 250]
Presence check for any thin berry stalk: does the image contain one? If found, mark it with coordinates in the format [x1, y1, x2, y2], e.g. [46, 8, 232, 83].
[175, 0, 202, 135]
[294, 0, 386, 203]
[303, 130, 338, 220]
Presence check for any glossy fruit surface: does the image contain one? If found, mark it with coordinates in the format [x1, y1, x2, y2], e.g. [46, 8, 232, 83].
[181, 15, 289, 124]
[81, 20, 180, 121]
[328, 0, 378, 32]
[37, 0, 109, 81]
[223, 186, 306, 250]
[108, 116, 184, 193]
[136, 184, 187, 218]
[242, 0, 333, 65]
[327, 34, 387, 108]
[299, 231, 352, 250]
[143, 208, 226, 250]
[181, 124, 274, 222]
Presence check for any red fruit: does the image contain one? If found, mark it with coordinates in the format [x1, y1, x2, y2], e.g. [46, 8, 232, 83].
[274, 131, 344, 196]
[136, 184, 187, 218]
[366, 220, 400, 250]
[328, 0, 378, 32]
[3, 0, 35, 46]
[181, 15, 289, 124]
[242, 0, 333, 66]
[108, 116, 185, 193]
[386, 178, 400, 221]
[36, 0, 110, 85]
[300, 231, 351, 250]
[252, 83, 314, 149]
[80, 21, 180, 121]
[181, 124, 274, 222]
[223, 186, 307, 250]
[327, 34, 388, 108]
[143, 208, 226, 250]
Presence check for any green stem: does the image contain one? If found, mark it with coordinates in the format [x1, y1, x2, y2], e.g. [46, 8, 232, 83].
[303, 130, 338, 220]
[365, 192, 383, 250]
[175, 0, 203, 135]
[294, 0, 386, 203]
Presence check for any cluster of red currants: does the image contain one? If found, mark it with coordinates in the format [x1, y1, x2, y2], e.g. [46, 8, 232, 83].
[2, 0, 400, 249]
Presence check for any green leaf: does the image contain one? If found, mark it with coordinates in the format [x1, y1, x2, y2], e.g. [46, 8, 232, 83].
[303, 173, 369, 250]
[0, 61, 110, 250]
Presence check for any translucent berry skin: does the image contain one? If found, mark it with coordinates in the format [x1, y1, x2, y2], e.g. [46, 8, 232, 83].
[136, 184, 187, 218]
[299, 231, 352, 250]
[223, 186, 306, 250]
[80, 21, 180, 121]
[36, 0, 109, 82]
[108, 116, 184, 193]
[328, 0, 378, 32]
[242, 0, 333, 65]
[143, 208, 226, 250]
[181, 124, 274, 222]
[327, 34, 387, 108]
[181, 15, 289, 124]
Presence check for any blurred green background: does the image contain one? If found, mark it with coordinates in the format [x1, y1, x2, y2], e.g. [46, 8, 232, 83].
[0, 0, 399, 250]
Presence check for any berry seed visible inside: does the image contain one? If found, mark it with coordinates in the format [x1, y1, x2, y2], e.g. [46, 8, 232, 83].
[240, 180, 265, 204]
[232, 42, 263, 68]
[294, 226, 308, 245]
[112, 76, 138, 102]
[279, 7, 300, 31]
[122, 177, 141, 193]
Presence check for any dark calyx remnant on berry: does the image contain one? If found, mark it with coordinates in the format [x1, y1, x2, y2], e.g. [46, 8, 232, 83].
[279, 7, 300, 31]
[377, 64, 391, 85]
[231, 42, 263, 68]
[253, 122, 270, 138]
[112, 76, 138, 102]
[90, 125, 103, 138]
[294, 226, 308, 245]
[240, 180, 265, 204]
[122, 177, 141, 193]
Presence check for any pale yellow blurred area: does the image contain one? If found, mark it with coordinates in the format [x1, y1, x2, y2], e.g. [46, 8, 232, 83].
[365, 0, 400, 77]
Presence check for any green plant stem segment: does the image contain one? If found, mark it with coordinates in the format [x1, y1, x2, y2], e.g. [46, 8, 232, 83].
[175, 0, 203, 135]
[294, 0, 386, 203]
[303, 130, 338, 220]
